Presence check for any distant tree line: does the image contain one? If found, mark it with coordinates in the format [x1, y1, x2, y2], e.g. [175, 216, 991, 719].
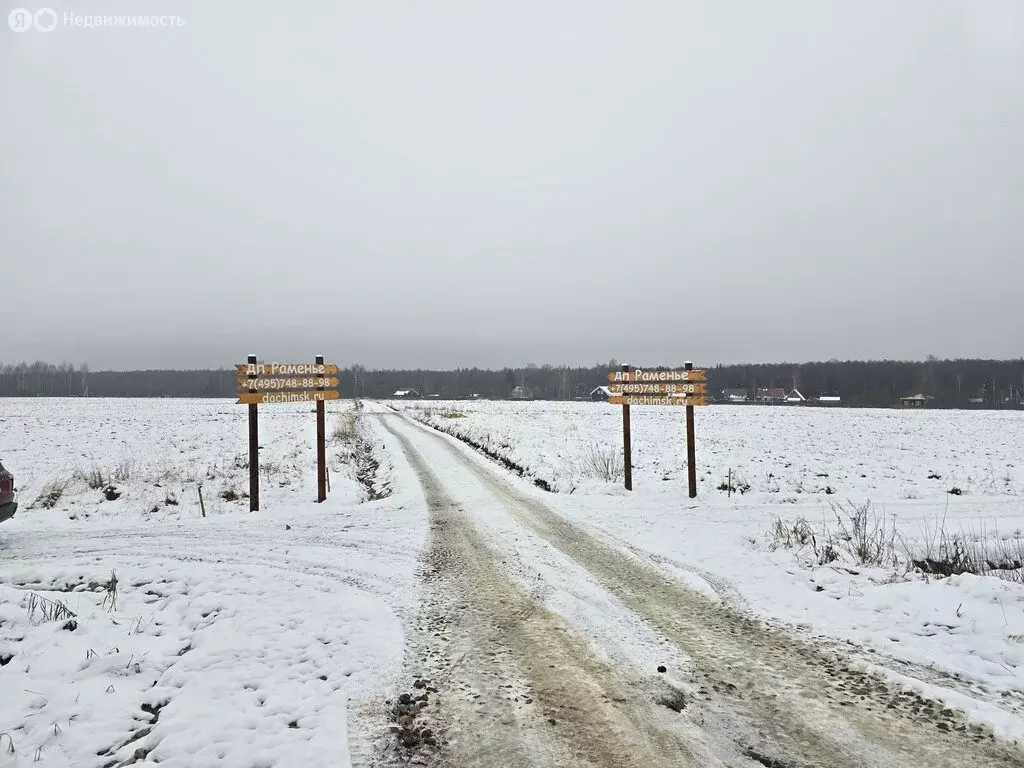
[2, 358, 1023, 408]
[706, 357, 1024, 407]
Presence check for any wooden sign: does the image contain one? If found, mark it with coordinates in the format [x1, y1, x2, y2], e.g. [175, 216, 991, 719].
[608, 382, 707, 395]
[611, 361, 702, 498]
[236, 362, 340, 376]
[239, 355, 335, 509]
[608, 368, 706, 383]
[237, 377, 340, 392]
[609, 395, 708, 407]
[236, 390, 341, 405]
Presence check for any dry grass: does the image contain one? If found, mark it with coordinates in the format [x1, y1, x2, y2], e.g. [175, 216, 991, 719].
[25, 593, 76, 624]
[32, 476, 72, 509]
[769, 500, 1024, 583]
[717, 472, 751, 495]
[831, 500, 900, 569]
[332, 412, 357, 443]
[83, 466, 106, 490]
[580, 443, 624, 483]
[910, 518, 1024, 583]
[113, 454, 137, 482]
[770, 501, 899, 568]
[220, 488, 244, 502]
[768, 517, 840, 565]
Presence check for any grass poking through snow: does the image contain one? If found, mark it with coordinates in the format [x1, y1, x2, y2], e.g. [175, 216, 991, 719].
[769, 500, 1024, 582]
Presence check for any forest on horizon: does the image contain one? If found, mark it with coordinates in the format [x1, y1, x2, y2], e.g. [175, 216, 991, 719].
[2, 358, 1024, 408]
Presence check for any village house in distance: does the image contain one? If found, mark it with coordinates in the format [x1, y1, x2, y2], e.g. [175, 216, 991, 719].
[713, 386, 841, 406]
[366, 364, 1022, 408]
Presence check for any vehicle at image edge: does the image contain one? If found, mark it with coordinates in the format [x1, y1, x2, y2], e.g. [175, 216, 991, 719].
[0, 460, 16, 522]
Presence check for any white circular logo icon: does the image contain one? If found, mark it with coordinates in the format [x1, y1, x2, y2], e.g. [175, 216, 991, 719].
[34, 8, 57, 32]
[8, 8, 34, 31]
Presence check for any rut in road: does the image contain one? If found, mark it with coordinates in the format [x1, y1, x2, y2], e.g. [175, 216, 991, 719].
[377, 418, 726, 768]
[399, 413, 1024, 768]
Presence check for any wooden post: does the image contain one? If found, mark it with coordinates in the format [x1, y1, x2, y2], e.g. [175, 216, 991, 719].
[198, 484, 206, 517]
[247, 354, 260, 511]
[622, 363, 632, 491]
[316, 354, 327, 503]
[727, 468, 732, 498]
[685, 360, 697, 499]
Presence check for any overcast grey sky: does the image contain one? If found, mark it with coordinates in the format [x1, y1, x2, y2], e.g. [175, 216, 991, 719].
[2, 1, 1022, 370]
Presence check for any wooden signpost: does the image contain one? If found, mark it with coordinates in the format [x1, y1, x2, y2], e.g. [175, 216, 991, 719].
[236, 356, 340, 510]
[609, 362, 706, 498]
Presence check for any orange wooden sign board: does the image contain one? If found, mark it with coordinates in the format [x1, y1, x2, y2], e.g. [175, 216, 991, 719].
[608, 382, 707, 395]
[608, 368, 706, 383]
[236, 362, 340, 376]
[237, 377, 340, 392]
[236, 390, 341, 405]
[608, 395, 708, 407]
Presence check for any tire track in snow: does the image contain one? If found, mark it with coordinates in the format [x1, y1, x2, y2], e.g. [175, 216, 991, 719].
[378, 417, 715, 768]
[391, 412, 1024, 768]
[3, 544, 412, 607]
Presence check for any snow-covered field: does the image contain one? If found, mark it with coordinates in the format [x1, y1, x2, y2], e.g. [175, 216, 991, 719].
[3, 397, 1024, 764]
[395, 400, 1024, 735]
[396, 400, 1024, 501]
[0, 398, 422, 767]
[3, 398, 366, 522]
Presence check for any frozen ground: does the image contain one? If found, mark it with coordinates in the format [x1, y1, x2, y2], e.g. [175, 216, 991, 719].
[394, 400, 1024, 737]
[395, 400, 1024, 500]
[2, 397, 1024, 765]
[0, 398, 422, 767]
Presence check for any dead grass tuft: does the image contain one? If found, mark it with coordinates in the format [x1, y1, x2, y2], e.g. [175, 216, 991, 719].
[32, 477, 72, 509]
[332, 412, 357, 443]
[579, 443, 623, 483]
[26, 593, 76, 624]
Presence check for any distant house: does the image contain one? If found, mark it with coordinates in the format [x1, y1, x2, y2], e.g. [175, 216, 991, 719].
[818, 395, 841, 405]
[464, 393, 484, 400]
[785, 388, 806, 404]
[901, 393, 929, 408]
[755, 387, 786, 403]
[510, 385, 533, 401]
[589, 386, 611, 402]
[392, 388, 420, 399]
[722, 388, 748, 403]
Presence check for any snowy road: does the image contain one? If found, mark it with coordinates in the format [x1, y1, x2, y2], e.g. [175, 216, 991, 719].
[374, 406, 1024, 768]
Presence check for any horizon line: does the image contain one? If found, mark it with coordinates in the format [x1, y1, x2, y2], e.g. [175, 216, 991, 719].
[4, 355, 1024, 374]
